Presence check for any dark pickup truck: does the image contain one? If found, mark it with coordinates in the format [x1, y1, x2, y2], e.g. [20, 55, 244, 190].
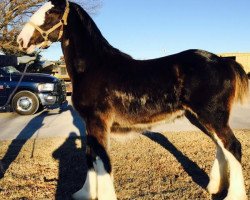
[0, 66, 67, 115]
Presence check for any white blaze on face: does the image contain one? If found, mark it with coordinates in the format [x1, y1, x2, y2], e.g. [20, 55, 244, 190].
[17, 2, 54, 52]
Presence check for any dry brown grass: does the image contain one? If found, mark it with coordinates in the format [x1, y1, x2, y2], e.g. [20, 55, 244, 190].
[0, 130, 250, 200]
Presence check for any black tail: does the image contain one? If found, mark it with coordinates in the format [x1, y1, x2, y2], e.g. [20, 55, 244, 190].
[227, 59, 249, 104]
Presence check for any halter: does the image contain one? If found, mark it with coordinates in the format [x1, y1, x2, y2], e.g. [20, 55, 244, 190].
[28, 0, 70, 47]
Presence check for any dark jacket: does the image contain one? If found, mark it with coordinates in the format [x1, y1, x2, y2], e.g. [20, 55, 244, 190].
[0, 55, 18, 67]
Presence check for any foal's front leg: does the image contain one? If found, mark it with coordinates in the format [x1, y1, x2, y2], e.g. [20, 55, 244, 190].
[73, 115, 116, 200]
[72, 148, 98, 200]
[93, 155, 116, 200]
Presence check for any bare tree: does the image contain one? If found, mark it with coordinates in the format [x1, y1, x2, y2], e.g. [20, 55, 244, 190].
[0, 0, 43, 54]
[0, 0, 102, 55]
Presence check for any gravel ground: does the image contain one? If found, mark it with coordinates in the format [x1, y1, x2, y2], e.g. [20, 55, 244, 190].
[0, 129, 249, 200]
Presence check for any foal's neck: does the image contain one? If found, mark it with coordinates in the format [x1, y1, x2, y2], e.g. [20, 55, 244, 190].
[61, 3, 131, 77]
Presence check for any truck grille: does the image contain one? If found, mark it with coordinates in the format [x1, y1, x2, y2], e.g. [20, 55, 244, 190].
[55, 80, 66, 94]
[53, 80, 67, 104]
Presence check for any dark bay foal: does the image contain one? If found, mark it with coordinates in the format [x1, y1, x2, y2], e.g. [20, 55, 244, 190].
[18, 0, 248, 199]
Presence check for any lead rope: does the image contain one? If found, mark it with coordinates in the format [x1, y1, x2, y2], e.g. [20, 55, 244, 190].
[0, 61, 32, 111]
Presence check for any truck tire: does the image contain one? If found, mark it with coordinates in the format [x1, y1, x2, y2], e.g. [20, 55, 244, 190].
[12, 91, 40, 115]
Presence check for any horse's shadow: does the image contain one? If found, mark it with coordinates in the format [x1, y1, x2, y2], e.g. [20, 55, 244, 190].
[144, 132, 227, 200]
[143, 132, 209, 188]
[0, 111, 56, 178]
[0, 105, 75, 179]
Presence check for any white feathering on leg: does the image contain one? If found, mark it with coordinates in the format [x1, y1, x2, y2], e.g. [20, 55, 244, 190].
[213, 135, 247, 200]
[94, 156, 117, 200]
[207, 158, 222, 194]
[223, 150, 247, 200]
[207, 145, 228, 194]
[72, 169, 97, 200]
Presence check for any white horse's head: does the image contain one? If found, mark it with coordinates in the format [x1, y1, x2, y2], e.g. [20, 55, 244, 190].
[17, 0, 69, 54]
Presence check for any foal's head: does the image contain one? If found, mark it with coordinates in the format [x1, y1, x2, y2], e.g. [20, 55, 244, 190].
[17, 0, 69, 54]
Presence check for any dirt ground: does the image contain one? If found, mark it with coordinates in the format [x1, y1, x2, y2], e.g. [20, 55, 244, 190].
[0, 130, 249, 200]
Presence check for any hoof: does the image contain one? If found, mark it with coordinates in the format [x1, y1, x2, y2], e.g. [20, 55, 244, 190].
[207, 181, 224, 194]
[72, 169, 97, 200]
[223, 194, 248, 200]
[224, 188, 248, 200]
[207, 177, 228, 195]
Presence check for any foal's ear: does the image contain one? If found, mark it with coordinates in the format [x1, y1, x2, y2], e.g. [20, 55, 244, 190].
[49, 0, 66, 6]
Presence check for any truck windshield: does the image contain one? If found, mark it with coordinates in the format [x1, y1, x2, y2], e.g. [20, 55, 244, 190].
[1, 66, 21, 74]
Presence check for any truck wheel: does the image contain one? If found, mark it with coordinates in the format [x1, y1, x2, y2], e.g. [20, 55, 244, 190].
[12, 91, 40, 115]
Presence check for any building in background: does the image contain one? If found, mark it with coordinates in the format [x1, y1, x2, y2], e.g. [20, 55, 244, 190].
[52, 56, 72, 94]
[55, 64, 72, 93]
[218, 53, 250, 74]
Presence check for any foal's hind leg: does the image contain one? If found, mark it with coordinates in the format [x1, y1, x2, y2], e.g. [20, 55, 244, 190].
[212, 126, 247, 200]
[72, 115, 116, 200]
[185, 112, 228, 193]
[186, 111, 247, 199]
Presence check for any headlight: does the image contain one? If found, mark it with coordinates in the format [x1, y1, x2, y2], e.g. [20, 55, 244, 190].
[38, 83, 54, 92]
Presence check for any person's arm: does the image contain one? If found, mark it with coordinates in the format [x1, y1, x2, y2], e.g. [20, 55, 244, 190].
[17, 56, 36, 64]
[0, 55, 18, 67]
[0, 55, 36, 67]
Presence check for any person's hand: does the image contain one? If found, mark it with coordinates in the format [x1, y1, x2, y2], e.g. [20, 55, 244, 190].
[17, 56, 36, 64]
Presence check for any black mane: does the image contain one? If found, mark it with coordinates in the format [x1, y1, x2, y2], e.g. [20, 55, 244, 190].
[70, 2, 132, 59]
